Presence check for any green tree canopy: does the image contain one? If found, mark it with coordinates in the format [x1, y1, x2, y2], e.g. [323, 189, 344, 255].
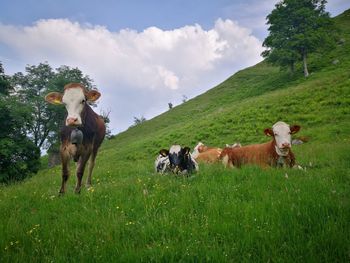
[11, 62, 95, 150]
[262, 0, 334, 77]
[0, 62, 12, 95]
[0, 63, 40, 183]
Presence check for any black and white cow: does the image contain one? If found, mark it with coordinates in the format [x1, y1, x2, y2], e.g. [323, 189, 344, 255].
[155, 145, 198, 174]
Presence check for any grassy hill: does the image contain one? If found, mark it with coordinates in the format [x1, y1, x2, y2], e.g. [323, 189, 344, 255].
[1, 10, 349, 262]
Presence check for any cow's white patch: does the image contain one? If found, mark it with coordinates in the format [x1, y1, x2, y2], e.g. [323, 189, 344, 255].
[222, 155, 229, 167]
[191, 142, 204, 158]
[169, 145, 181, 154]
[62, 88, 86, 126]
[272, 121, 292, 156]
[191, 156, 199, 171]
[154, 154, 170, 174]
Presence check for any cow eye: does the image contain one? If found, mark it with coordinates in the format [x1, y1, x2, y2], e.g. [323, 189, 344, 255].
[81, 99, 86, 104]
[274, 133, 278, 136]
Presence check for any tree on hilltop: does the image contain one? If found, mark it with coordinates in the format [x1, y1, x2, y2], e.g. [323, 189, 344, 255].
[262, 0, 334, 77]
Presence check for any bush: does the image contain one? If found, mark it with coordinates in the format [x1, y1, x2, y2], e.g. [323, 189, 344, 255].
[0, 97, 40, 183]
[0, 136, 40, 183]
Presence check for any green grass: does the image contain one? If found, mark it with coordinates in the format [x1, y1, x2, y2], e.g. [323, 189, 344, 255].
[1, 10, 350, 262]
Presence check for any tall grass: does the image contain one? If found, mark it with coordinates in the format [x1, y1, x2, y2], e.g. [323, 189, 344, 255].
[0, 143, 349, 262]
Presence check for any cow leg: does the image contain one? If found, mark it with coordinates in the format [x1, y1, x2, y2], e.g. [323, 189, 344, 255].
[222, 155, 233, 168]
[75, 153, 90, 194]
[86, 149, 98, 188]
[59, 148, 70, 195]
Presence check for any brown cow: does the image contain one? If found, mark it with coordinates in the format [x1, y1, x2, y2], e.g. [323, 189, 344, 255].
[220, 121, 300, 168]
[45, 83, 106, 194]
[192, 142, 241, 163]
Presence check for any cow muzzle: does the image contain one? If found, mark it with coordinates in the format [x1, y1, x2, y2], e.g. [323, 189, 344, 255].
[281, 142, 291, 148]
[66, 117, 82, 127]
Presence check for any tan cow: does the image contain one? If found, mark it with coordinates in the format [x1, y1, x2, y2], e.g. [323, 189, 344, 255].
[192, 142, 240, 163]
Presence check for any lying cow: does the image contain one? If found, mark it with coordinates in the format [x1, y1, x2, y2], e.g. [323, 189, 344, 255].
[45, 83, 106, 194]
[156, 145, 198, 174]
[220, 121, 300, 168]
[192, 142, 241, 163]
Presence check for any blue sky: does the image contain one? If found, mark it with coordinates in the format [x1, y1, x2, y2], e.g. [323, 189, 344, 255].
[0, 0, 349, 133]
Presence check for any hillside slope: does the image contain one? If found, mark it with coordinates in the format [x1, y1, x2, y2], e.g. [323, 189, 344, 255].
[1, 10, 349, 262]
[104, 10, 350, 156]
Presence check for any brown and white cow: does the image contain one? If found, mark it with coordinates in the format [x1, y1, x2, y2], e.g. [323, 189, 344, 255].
[45, 83, 106, 194]
[220, 121, 300, 168]
[192, 142, 241, 164]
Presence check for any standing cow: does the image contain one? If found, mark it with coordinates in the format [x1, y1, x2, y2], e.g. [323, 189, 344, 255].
[45, 83, 106, 194]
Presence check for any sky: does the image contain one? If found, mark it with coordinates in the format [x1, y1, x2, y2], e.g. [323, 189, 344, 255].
[0, 0, 349, 134]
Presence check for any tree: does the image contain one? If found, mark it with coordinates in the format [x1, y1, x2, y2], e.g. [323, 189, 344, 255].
[11, 63, 94, 150]
[262, 0, 334, 77]
[100, 109, 113, 139]
[132, 116, 147, 126]
[0, 63, 40, 183]
[0, 62, 12, 95]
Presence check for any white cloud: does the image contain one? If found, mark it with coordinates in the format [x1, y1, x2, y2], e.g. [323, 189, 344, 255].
[0, 18, 263, 133]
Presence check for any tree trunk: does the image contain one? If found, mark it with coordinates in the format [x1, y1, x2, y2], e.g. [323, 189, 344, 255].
[48, 151, 61, 168]
[303, 51, 309, 77]
[290, 62, 295, 74]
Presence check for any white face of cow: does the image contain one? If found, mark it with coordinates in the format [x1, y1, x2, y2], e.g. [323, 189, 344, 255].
[62, 88, 86, 126]
[265, 121, 301, 156]
[45, 83, 101, 127]
[273, 122, 292, 152]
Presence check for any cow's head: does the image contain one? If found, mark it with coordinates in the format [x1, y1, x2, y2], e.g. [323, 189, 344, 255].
[45, 83, 101, 127]
[264, 121, 300, 156]
[168, 145, 193, 174]
[155, 149, 170, 173]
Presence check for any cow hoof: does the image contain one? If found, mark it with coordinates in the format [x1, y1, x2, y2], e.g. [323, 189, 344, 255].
[86, 183, 92, 188]
[58, 191, 65, 197]
[74, 188, 81, 194]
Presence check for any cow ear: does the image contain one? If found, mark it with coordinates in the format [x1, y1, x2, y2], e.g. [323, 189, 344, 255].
[290, 125, 301, 134]
[159, 149, 169, 157]
[183, 147, 191, 155]
[86, 90, 101, 102]
[264, 128, 274, 137]
[45, 92, 63, 105]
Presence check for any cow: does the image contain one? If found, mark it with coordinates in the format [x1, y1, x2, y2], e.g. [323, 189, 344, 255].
[45, 83, 106, 194]
[154, 149, 171, 174]
[156, 145, 198, 174]
[220, 121, 300, 168]
[191, 142, 222, 164]
[192, 142, 241, 164]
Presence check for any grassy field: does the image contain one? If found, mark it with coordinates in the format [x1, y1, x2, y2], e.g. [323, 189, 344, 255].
[1, 10, 350, 263]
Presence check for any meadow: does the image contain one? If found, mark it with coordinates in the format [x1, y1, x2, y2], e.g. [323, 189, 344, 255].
[0, 10, 349, 263]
